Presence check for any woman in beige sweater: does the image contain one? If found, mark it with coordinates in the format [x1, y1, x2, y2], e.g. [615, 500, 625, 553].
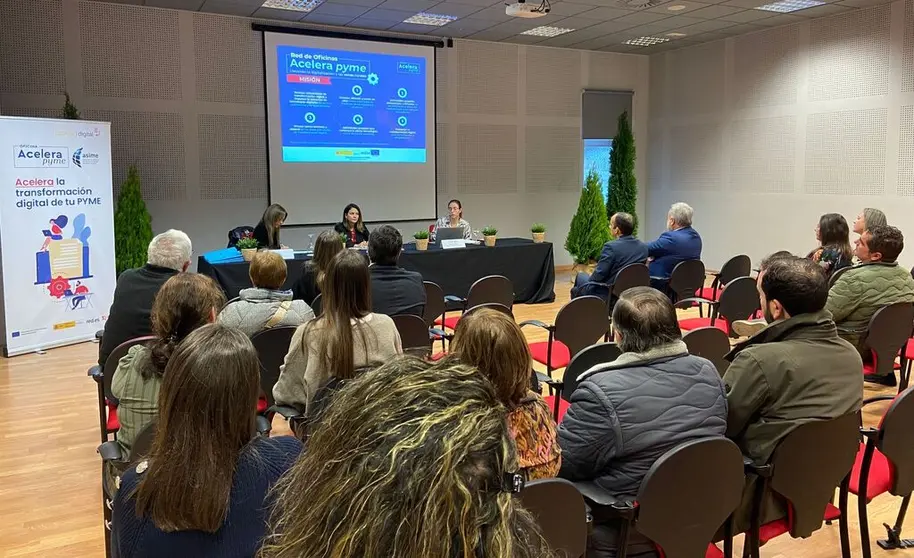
[273, 249, 402, 415]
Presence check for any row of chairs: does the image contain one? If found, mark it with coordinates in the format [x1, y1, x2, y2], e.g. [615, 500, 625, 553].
[525, 388, 914, 558]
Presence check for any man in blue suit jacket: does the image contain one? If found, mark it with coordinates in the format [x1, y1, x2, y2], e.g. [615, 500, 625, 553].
[648, 202, 702, 292]
[572, 212, 648, 301]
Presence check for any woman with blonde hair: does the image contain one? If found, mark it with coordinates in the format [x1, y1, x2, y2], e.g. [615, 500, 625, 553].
[261, 356, 553, 558]
[451, 308, 561, 480]
[253, 204, 287, 249]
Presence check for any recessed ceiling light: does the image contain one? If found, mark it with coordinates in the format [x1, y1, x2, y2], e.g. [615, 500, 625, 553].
[666, 4, 688, 10]
[623, 36, 670, 46]
[520, 25, 575, 37]
[402, 12, 458, 25]
[261, 0, 323, 12]
[666, 32, 687, 38]
[754, 0, 824, 12]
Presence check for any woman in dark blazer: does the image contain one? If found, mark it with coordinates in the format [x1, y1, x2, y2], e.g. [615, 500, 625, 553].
[334, 203, 370, 248]
[253, 204, 287, 249]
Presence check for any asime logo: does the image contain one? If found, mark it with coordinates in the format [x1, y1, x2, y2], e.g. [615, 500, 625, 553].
[72, 147, 100, 168]
[13, 145, 69, 168]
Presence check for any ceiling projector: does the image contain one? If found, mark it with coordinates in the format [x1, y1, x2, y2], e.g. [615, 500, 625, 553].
[505, 0, 549, 18]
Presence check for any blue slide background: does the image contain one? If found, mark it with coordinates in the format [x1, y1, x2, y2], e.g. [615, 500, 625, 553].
[277, 45, 427, 163]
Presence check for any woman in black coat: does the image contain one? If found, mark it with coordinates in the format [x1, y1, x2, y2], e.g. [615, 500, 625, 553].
[333, 203, 370, 248]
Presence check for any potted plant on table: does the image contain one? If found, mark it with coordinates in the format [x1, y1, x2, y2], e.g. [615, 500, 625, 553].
[531, 223, 546, 243]
[414, 230, 430, 251]
[482, 226, 498, 247]
[236, 235, 259, 261]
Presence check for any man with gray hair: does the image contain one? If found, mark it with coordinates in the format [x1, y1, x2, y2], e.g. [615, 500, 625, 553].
[558, 286, 727, 558]
[98, 230, 193, 367]
[647, 202, 702, 293]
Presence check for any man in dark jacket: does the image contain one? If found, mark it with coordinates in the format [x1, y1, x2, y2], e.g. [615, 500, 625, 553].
[723, 256, 863, 533]
[647, 202, 702, 293]
[571, 212, 648, 301]
[558, 287, 727, 558]
[368, 225, 425, 317]
[98, 230, 192, 367]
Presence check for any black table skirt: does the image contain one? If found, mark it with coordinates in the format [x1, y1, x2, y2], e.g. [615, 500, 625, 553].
[197, 237, 556, 304]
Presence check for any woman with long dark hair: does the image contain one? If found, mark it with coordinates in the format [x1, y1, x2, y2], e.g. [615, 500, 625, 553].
[273, 250, 402, 414]
[261, 356, 554, 558]
[333, 203, 370, 248]
[291, 230, 343, 305]
[112, 273, 226, 454]
[253, 204, 287, 250]
[111, 324, 302, 557]
[809, 213, 853, 278]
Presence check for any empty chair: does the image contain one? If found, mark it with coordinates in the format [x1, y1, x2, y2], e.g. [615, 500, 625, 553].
[740, 413, 860, 558]
[697, 255, 751, 317]
[518, 478, 588, 558]
[251, 326, 298, 411]
[677, 276, 761, 338]
[88, 335, 155, 444]
[667, 259, 706, 304]
[522, 296, 609, 378]
[855, 302, 913, 391]
[437, 275, 513, 330]
[574, 438, 745, 558]
[605, 263, 651, 325]
[845, 390, 914, 558]
[392, 314, 432, 358]
[424, 281, 447, 352]
[683, 327, 732, 376]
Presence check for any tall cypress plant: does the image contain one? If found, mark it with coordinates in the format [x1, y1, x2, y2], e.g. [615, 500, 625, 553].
[62, 93, 80, 120]
[565, 169, 611, 264]
[607, 111, 638, 233]
[114, 165, 153, 275]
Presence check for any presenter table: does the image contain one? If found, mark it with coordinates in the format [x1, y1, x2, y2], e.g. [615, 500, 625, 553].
[198, 238, 556, 304]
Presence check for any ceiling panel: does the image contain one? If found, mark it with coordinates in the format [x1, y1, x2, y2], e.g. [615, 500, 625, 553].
[645, 1, 716, 15]
[303, 12, 358, 23]
[425, 2, 488, 16]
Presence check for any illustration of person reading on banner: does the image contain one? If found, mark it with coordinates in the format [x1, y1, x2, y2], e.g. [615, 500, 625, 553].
[40, 215, 68, 252]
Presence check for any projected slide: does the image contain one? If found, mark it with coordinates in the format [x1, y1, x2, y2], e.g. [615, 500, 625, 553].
[276, 45, 427, 163]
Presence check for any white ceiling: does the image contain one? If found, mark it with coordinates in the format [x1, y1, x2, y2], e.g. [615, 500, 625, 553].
[97, 0, 895, 54]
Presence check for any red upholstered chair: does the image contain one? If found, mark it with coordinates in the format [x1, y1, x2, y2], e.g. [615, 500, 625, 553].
[574, 438, 745, 558]
[435, 275, 513, 331]
[739, 413, 859, 558]
[252, 325, 299, 436]
[521, 296, 609, 394]
[696, 255, 751, 318]
[677, 276, 760, 338]
[518, 478, 588, 558]
[847, 302, 913, 391]
[843, 390, 914, 558]
[683, 327, 731, 377]
[88, 335, 156, 444]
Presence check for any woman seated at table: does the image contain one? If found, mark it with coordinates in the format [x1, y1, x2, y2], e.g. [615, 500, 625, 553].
[253, 204, 287, 250]
[292, 230, 343, 306]
[218, 251, 314, 337]
[333, 203, 370, 248]
[433, 199, 472, 240]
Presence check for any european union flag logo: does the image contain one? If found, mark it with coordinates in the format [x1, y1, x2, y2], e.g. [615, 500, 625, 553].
[371, 150, 380, 157]
[12, 331, 20, 338]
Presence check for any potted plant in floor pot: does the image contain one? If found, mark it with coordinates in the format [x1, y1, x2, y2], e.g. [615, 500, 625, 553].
[482, 226, 498, 247]
[531, 223, 546, 243]
[236, 235, 259, 261]
[414, 230, 430, 250]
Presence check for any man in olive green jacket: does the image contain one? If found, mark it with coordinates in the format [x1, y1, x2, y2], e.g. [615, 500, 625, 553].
[825, 225, 914, 385]
[723, 256, 863, 534]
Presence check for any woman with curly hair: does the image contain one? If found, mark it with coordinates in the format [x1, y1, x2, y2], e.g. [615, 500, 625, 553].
[261, 356, 554, 558]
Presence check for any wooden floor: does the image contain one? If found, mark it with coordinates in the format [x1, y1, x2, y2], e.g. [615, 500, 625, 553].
[0, 272, 907, 557]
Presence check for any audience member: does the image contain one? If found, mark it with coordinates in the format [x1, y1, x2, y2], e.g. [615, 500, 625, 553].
[450, 309, 561, 480]
[98, 230, 192, 368]
[558, 287, 726, 558]
[647, 202, 702, 293]
[273, 250, 402, 414]
[366, 225, 425, 317]
[291, 230, 343, 306]
[112, 273, 226, 455]
[571, 212, 648, 301]
[723, 256, 862, 532]
[261, 356, 552, 558]
[827, 225, 914, 385]
[808, 213, 853, 279]
[731, 250, 794, 337]
[852, 207, 887, 235]
[218, 251, 314, 336]
[112, 324, 302, 558]
[253, 204, 287, 250]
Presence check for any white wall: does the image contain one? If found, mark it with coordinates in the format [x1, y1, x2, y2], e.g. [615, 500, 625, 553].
[0, 0, 650, 267]
[647, 0, 914, 271]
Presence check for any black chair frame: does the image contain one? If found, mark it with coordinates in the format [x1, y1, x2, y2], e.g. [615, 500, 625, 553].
[699, 255, 751, 318]
[675, 276, 761, 338]
[845, 302, 914, 391]
[665, 259, 706, 304]
[683, 326, 732, 377]
[392, 314, 433, 358]
[88, 335, 156, 444]
[441, 275, 514, 329]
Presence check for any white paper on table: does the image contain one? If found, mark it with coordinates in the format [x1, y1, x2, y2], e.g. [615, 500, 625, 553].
[440, 239, 467, 250]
